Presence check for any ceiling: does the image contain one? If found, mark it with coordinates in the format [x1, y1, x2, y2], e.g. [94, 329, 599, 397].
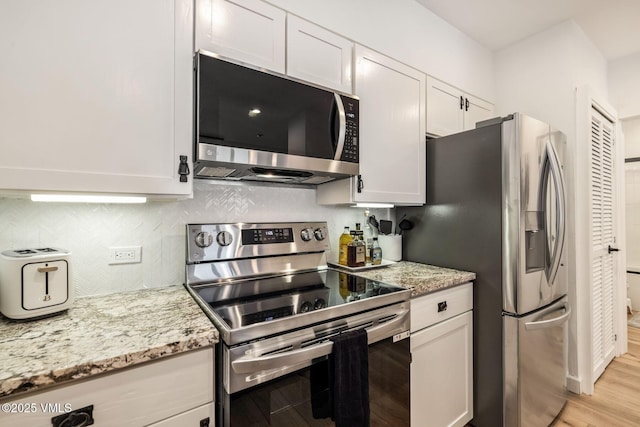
[414, 0, 640, 61]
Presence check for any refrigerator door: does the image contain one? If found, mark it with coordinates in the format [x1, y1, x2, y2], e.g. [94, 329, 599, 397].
[504, 296, 569, 427]
[503, 114, 568, 314]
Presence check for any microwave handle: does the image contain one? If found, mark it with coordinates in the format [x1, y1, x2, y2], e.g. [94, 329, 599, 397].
[333, 93, 346, 161]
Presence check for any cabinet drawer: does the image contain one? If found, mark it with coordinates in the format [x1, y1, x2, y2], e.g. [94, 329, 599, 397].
[0, 348, 214, 427]
[148, 402, 214, 426]
[411, 282, 472, 332]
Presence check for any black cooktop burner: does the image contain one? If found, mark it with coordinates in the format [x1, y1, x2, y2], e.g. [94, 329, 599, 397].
[194, 269, 405, 331]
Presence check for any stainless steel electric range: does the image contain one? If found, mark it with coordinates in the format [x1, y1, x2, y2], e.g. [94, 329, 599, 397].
[184, 222, 411, 427]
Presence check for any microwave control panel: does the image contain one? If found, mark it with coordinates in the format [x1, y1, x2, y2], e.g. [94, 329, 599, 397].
[341, 96, 359, 163]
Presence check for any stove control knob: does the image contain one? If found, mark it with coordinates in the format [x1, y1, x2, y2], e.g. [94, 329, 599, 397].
[313, 228, 326, 241]
[300, 228, 313, 242]
[314, 298, 326, 310]
[216, 231, 233, 247]
[195, 232, 213, 248]
[300, 301, 312, 313]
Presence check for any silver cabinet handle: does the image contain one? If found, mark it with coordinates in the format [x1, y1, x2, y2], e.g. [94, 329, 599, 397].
[231, 309, 409, 374]
[525, 305, 570, 331]
[38, 266, 58, 273]
[333, 93, 346, 160]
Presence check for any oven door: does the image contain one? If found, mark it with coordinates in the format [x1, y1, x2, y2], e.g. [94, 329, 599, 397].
[217, 304, 410, 426]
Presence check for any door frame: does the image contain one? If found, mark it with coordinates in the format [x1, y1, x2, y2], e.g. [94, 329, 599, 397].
[575, 86, 626, 395]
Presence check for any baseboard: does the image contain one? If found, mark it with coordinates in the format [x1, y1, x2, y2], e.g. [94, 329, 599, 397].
[566, 375, 582, 394]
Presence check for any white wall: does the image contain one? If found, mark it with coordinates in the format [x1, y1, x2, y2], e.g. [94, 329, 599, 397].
[494, 19, 609, 392]
[0, 181, 390, 297]
[609, 53, 640, 119]
[494, 20, 607, 131]
[266, 0, 494, 101]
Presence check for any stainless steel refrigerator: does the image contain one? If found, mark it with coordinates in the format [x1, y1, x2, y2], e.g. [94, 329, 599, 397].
[397, 113, 570, 427]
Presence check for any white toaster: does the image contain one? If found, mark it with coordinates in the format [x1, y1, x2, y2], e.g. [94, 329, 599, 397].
[0, 248, 73, 320]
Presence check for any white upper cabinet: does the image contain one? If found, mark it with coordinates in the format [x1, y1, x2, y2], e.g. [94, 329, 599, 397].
[286, 15, 353, 93]
[196, 0, 286, 73]
[317, 45, 426, 205]
[426, 75, 494, 137]
[0, 0, 193, 197]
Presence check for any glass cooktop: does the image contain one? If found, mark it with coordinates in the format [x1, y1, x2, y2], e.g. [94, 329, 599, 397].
[189, 268, 409, 342]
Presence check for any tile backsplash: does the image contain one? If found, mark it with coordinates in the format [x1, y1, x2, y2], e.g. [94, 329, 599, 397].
[0, 181, 392, 297]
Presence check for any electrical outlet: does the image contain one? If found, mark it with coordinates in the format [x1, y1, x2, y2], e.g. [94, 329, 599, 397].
[108, 246, 142, 265]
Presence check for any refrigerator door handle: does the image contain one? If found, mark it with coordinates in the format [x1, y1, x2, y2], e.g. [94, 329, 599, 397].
[524, 305, 570, 331]
[545, 141, 567, 285]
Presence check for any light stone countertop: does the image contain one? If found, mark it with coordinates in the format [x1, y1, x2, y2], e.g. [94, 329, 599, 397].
[0, 285, 218, 399]
[333, 261, 476, 297]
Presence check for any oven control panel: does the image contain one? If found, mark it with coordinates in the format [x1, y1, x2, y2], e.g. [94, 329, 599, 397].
[241, 228, 294, 245]
[187, 222, 331, 263]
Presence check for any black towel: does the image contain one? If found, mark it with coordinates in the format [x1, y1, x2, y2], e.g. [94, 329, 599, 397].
[330, 328, 370, 427]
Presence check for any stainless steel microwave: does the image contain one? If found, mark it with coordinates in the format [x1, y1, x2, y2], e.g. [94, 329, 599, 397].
[194, 51, 359, 185]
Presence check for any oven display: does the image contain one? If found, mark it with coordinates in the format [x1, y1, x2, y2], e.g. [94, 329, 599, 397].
[242, 306, 294, 326]
[241, 228, 294, 245]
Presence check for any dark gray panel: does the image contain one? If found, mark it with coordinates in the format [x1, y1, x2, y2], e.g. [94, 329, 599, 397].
[398, 124, 504, 427]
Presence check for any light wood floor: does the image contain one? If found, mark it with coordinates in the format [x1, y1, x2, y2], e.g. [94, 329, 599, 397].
[552, 320, 640, 427]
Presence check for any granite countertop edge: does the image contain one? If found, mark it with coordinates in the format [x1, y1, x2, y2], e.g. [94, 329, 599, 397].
[0, 285, 218, 400]
[332, 260, 476, 298]
[0, 337, 215, 399]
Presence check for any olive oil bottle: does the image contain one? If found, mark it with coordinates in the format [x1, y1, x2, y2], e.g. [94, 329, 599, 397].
[338, 226, 352, 266]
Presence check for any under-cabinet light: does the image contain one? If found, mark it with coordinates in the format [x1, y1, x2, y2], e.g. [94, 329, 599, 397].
[352, 203, 394, 208]
[31, 194, 147, 204]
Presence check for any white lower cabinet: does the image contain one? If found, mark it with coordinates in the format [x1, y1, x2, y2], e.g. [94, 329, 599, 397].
[0, 348, 214, 427]
[149, 403, 214, 427]
[411, 283, 473, 427]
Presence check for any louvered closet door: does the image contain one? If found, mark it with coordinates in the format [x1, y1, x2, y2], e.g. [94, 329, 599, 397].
[591, 107, 617, 381]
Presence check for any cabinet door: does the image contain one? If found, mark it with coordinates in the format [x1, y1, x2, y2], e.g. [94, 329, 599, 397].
[286, 15, 353, 93]
[196, 0, 285, 73]
[0, 0, 193, 197]
[463, 93, 494, 131]
[411, 311, 473, 427]
[148, 402, 214, 426]
[426, 76, 464, 137]
[353, 45, 426, 205]
[0, 348, 214, 427]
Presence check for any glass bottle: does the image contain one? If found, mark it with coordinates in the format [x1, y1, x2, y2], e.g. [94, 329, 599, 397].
[363, 221, 374, 264]
[355, 225, 366, 266]
[338, 226, 352, 266]
[347, 229, 360, 267]
[371, 237, 382, 265]
[350, 223, 366, 267]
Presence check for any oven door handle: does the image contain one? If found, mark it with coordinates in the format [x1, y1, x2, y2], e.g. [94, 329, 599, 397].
[231, 309, 409, 374]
